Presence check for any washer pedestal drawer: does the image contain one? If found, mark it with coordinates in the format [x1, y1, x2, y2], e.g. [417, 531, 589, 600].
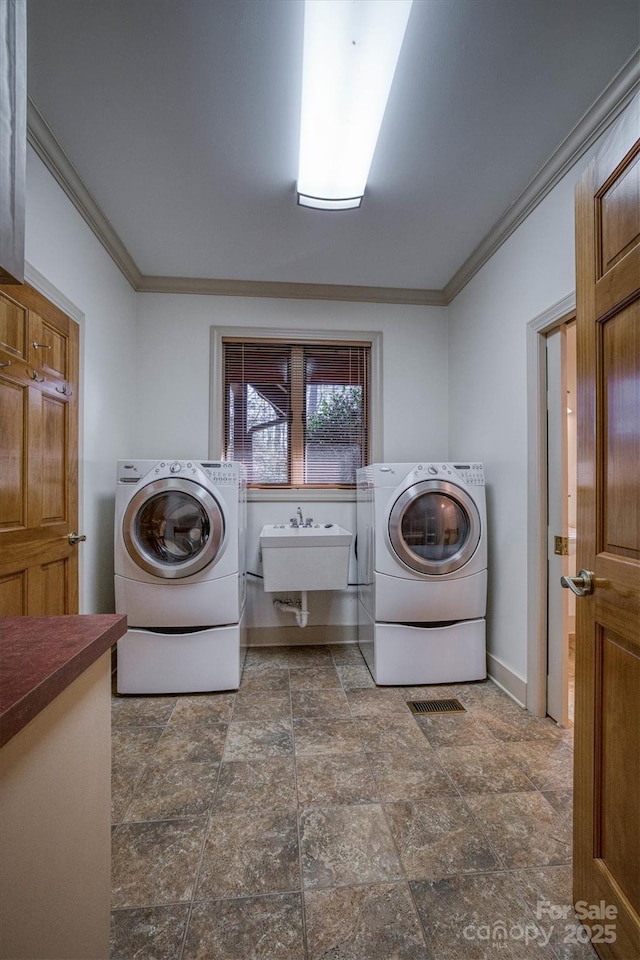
[116, 621, 246, 694]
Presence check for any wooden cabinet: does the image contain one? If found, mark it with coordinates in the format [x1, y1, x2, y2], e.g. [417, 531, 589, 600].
[0, 615, 126, 960]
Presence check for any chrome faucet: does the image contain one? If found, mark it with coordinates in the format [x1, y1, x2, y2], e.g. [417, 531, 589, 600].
[290, 506, 313, 528]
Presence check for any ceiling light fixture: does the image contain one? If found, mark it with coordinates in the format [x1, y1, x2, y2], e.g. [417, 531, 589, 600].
[297, 0, 413, 211]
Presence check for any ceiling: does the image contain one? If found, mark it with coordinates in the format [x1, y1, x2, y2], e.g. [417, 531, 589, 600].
[25, 0, 640, 300]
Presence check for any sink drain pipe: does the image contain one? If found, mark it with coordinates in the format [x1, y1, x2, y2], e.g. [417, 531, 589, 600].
[273, 591, 309, 628]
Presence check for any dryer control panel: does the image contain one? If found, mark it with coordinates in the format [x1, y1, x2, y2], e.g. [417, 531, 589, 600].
[451, 463, 484, 485]
[410, 462, 484, 485]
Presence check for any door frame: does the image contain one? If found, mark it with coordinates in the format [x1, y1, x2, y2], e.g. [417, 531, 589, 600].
[23, 261, 87, 609]
[526, 291, 575, 718]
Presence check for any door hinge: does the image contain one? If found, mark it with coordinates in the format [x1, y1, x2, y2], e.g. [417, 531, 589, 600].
[554, 535, 569, 556]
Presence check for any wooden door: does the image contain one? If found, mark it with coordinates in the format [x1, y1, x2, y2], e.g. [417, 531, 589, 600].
[573, 94, 640, 959]
[0, 283, 80, 615]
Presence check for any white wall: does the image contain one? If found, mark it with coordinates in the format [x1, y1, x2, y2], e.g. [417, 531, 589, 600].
[447, 153, 594, 685]
[134, 294, 449, 633]
[133, 294, 449, 461]
[25, 149, 138, 614]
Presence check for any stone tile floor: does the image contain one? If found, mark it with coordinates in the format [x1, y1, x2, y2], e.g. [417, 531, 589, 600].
[111, 644, 597, 960]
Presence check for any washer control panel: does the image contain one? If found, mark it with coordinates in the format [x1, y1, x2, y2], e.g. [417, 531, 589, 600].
[146, 460, 240, 484]
[199, 462, 239, 485]
[117, 459, 241, 485]
[154, 460, 199, 478]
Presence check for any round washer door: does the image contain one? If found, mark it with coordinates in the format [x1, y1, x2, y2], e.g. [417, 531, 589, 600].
[123, 478, 225, 579]
[388, 479, 481, 575]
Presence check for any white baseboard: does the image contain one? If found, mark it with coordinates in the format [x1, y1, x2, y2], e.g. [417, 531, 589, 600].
[246, 624, 357, 648]
[487, 653, 527, 707]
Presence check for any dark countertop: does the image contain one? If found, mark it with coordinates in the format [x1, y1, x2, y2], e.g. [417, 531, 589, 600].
[0, 615, 127, 748]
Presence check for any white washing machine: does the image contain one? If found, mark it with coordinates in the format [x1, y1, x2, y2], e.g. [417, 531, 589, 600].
[114, 459, 246, 693]
[356, 461, 487, 684]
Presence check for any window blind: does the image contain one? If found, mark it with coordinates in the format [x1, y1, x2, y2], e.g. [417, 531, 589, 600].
[303, 344, 368, 485]
[222, 339, 369, 486]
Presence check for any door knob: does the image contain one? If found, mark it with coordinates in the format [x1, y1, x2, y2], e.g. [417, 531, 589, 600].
[68, 532, 87, 545]
[560, 569, 594, 597]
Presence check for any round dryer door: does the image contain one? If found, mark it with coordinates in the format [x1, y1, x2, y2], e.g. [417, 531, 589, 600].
[388, 480, 481, 575]
[123, 478, 225, 578]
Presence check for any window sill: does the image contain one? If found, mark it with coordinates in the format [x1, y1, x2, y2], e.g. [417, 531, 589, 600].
[247, 487, 356, 503]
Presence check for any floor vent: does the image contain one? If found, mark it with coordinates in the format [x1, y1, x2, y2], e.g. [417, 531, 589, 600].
[407, 698, 466, 715]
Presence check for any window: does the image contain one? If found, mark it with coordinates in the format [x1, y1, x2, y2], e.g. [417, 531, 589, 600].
[222, 338, 370, 487]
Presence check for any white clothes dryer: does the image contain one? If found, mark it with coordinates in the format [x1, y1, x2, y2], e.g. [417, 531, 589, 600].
[114, 459, 246, 693]
[356, 461, 487, 685]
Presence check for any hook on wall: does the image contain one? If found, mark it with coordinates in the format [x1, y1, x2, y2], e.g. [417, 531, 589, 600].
[56, 383, 73, 396]
[30, 370, 46, 383]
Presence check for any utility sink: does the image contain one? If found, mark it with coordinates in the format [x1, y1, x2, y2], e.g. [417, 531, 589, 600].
[260, 523, 353, 592]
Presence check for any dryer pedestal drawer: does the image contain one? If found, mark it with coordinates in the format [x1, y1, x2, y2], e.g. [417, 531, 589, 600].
[373, 568, 487, 622]
[358, 606, 486, 685]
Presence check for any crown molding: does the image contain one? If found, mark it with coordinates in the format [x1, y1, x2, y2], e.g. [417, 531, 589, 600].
[444, 47, 640, 303]
[26, 97, 142, 289]
[136, 273, 447, 305]
[26, 48, 639, 306]
[23, 260, 86, 323]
